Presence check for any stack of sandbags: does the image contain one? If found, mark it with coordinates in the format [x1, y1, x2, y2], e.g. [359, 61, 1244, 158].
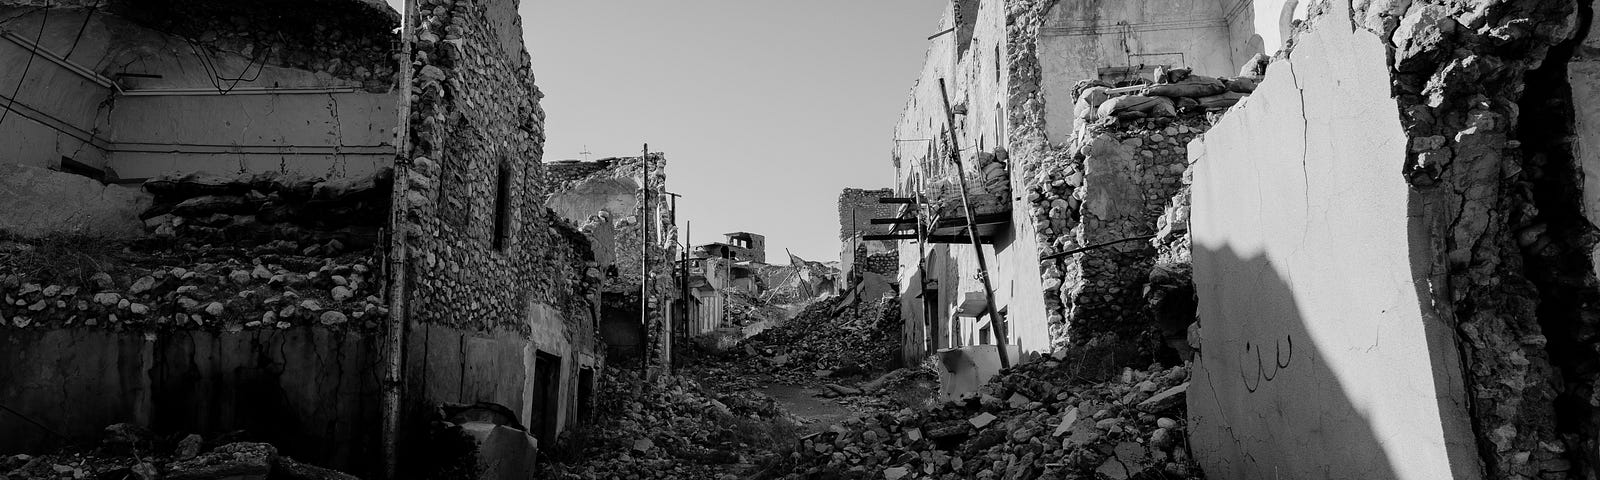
[140, 169, 392, 246]
[1084, 60, 1273, 124]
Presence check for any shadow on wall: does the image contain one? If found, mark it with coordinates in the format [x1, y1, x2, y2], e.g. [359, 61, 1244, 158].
[1189, 243, 1403, 479]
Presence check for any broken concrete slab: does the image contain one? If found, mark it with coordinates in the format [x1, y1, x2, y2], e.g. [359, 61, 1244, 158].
[0, 163, 151, 239]
[1137, 382, 1187, 413]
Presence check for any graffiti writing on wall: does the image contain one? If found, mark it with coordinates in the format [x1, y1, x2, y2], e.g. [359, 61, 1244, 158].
[1240, 334, 1293, 393]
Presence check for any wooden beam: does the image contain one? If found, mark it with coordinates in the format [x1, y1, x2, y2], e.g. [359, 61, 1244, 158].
[877, 197, 916, 204]
[862, 234, 918, 241]
[869, 218, 917, 225]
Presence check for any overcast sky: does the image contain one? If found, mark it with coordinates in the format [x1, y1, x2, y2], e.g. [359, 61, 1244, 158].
[383, 1, 943, 261]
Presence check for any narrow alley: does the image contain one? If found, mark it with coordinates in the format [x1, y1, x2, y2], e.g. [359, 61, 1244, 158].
[3, 0, 1600, 479]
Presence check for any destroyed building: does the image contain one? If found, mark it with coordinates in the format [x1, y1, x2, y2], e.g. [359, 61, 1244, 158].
[884, 0, 1600, 479]
[544, 155, 678, 371]
[837, 188, 900, 300]
[0, 0, 608, 477]
[681, 232, 836, 347]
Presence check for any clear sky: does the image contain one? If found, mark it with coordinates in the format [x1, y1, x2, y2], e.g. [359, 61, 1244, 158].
[379, 0, 943, 261]
[515, 1, 943, 262]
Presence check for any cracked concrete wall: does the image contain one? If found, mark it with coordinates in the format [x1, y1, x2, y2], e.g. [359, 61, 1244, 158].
[1574, 0, 1600, 288]
[1186, 7, 1481, 478]
[0, 4, 398, 181]
[0, 8, 111, 171]
[0, 327, 381, 473]
[1036, 0, 1237, 143]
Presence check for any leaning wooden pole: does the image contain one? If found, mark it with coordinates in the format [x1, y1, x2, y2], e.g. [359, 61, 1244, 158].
[937, 78, 1010, 369]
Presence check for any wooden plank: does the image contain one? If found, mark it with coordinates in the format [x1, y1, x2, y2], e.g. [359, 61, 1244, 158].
[862, 234, 918, 241]
[877, 197, 916, 204]
[869, 218, 917, 225]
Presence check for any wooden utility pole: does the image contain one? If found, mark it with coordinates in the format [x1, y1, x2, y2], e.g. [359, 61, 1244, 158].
[937, 78, 1009, 369]
[639, 144, 651, 375]
[380, 0, 416, 477]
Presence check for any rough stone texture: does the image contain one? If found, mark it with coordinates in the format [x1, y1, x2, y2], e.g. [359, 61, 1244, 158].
[1350, 0, 1595, 477]
[396, 0, 610, 455]
[1028, 117, 1206, 368]
[0, 163, 152, 238]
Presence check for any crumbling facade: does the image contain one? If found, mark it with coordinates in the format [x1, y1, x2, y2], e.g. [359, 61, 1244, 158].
[0, 0, 606, 477]
[543, 155, 677, 371]
[837, 188, 900, 295]
[892, 1, 1600, 478]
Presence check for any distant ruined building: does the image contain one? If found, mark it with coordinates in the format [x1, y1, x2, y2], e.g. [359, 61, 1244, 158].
[0, 0, 610, 477]
[890, 0, 1600, 478]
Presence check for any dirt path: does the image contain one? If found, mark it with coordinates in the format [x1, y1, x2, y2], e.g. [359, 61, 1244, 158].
[759, 384, 856, 433]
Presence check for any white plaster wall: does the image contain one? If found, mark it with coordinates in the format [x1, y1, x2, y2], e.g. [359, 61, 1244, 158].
[106, 91, 395, 179]
[0, 9, 112, 170]
[1572, 0, 1600, 282]
[1221, 0, 1306, 66]
[1188, 10, 1479, 480]
[890, 0, 1049, 358]
[2, 9, 396, 180]
[1037, 0, 1237, 143]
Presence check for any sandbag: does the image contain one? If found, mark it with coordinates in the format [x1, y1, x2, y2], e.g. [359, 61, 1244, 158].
[1160, 67, 1192, 84]
[1198, 91, 1250, 110]
[171, 195, 255, 216]
[1239, 53, 1270, 78]
[1098, 95, 1176, 120]
[143, 171, 250, 198]
[1223, 77, 1258, 93]
[1076, 98, 1102, 123]
[1144, 75, 1226, 98]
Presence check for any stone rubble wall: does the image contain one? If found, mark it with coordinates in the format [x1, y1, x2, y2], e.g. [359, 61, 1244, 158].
[1033, 118, 1206, 368]
[103, 0, 401, 89]
[396, 0, 605, 454]
[400, 0, 594, 336]
[1358, 0, 1596, 476]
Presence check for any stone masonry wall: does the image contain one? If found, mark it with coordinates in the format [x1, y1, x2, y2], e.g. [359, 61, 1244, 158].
[106, 0, 400, 89]
[1044, 118, 1206, 370]
[1358, 0, 1597, 476]
[400, 0, 594, 336]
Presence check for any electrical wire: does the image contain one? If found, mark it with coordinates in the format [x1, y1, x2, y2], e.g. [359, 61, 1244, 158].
[0, 0, 50, 130]
[62, 0, 100, 59]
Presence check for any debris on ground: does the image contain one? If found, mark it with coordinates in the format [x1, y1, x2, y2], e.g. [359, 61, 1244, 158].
[721, 297, 902, 383]
[768, 362, 1203, 480]
[541, 368, 801, 480]
[0, 424, 357, 480]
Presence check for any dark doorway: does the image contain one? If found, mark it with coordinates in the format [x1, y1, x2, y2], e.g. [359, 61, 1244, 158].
[576, 368, 595, 426]
[923, 289, 940, 353]
[600, 292, 644, 364]
[530, 352, 561, 445]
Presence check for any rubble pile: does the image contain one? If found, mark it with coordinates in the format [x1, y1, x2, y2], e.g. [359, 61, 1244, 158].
[774, 362, 1200, 480]
[544, 369, 797, 480]
[140, 170, 392, 244]
[730, 297, 901, 381]
[0, 424, 357, 480]
[0, 170, 393, 334]
[723, 291, 788, 328]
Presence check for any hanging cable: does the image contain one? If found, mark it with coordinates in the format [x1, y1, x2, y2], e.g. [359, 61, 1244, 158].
[0, 0, 51, 130]
[61, 0, 100, 59]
